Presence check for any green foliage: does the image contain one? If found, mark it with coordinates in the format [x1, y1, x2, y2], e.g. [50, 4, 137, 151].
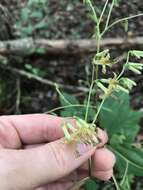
[84, 179, 98, 190]
[99, 92, 143, 188]
[99, 92, 141, 142]
[24, 64, 45, 76]
[14, 0, 48, 37]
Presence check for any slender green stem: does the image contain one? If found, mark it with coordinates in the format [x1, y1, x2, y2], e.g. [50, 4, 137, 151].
[101, 13, 143, 37]
[85, 81, 95, 121]
[117, 51, 130, 79]
[95, 37, 101, 104]
[46, 104, 96, 114]
[104, 0, 115, 32]
[92, 97, 105, 124]
[85, 36, 101, 122]
[112, 174, 121, 190]
[85, 0, 98, 23]
[85, 0, 108, 121]
[84, 0, 102, 183]
[120, 161, 129, 186]
[98, 0, 109, 25]
[84, 60, 96, 121]
[55, 83, 72, 105]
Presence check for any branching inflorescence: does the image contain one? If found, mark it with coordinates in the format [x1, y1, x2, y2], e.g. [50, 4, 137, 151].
[58, 1, 143, 189]
[60, 0, 143, 148]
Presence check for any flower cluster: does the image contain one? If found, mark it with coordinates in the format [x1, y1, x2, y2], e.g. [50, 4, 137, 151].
[61, 117, 99, 146]
[95, 49, 143, 98]
[93, 49, 115, 74]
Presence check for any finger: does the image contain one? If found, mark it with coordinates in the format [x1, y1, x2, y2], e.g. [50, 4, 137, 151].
[35, 182, 73, 190]
[24, 144, 45, 149]
[1, 140, 95, 189]
[24, 145, 114, 182]
[0, 114, 74, 148]
[80, 148, 115, 172]
[92, 169, 113, 181]
[96, 128, 108, 148]
[24, 127, 108, 150]
[92, 148, 116, 172]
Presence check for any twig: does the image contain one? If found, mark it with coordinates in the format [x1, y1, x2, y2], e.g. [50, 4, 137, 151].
[0, 65, 89, 92]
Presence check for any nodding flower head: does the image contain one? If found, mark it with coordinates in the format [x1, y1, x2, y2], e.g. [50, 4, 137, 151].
[61, 117, 99, 146]
[94, 49, 115, 74]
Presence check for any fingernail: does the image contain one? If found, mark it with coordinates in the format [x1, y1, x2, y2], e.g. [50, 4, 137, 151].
[76, 143, 94, 156]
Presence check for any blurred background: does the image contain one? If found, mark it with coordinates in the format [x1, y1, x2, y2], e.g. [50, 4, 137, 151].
[0, 0, 143, 189]
[0, 0, 143, 114]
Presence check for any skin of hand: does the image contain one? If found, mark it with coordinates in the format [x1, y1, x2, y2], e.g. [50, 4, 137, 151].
[0, 114, 115, 190]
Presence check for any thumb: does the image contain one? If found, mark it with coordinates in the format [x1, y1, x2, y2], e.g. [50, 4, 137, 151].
[0, 140, 95, 189]
[29, 140, 95, 188]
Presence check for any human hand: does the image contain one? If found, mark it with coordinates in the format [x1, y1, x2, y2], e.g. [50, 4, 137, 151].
[0, 114, 115, 190]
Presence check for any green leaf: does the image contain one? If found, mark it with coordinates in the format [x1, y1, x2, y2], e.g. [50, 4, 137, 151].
[99, 92, 142, 142]
[84, 179, 98, 190]
[60, 92, 79, 107]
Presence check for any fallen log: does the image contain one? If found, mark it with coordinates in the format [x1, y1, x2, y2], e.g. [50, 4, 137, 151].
[0, 37, 143, 55]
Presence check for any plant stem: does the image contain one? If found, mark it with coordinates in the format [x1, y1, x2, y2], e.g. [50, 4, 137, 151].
[85, 0, 98, 23]
[112, 174, 121, 190]
[101, 13, 143, 37]
[85, 81, 95, 121]
[95, 36, 101, 104]
[98, 0, 109, 25]
[46, 104, 96, 114]
[117, 51, 130, 79]
[104, 0, 115, 32]
[55, 83, 72, 105]
[92, 97, 105, 124]
[120, 161, 129, 186]
[88, 158, 92, 177]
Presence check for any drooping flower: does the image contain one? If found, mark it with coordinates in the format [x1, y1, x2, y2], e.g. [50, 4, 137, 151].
[61, 117, 99, 146]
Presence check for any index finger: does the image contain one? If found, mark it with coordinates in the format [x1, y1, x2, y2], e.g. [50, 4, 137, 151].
[0, 114, 66, 147]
